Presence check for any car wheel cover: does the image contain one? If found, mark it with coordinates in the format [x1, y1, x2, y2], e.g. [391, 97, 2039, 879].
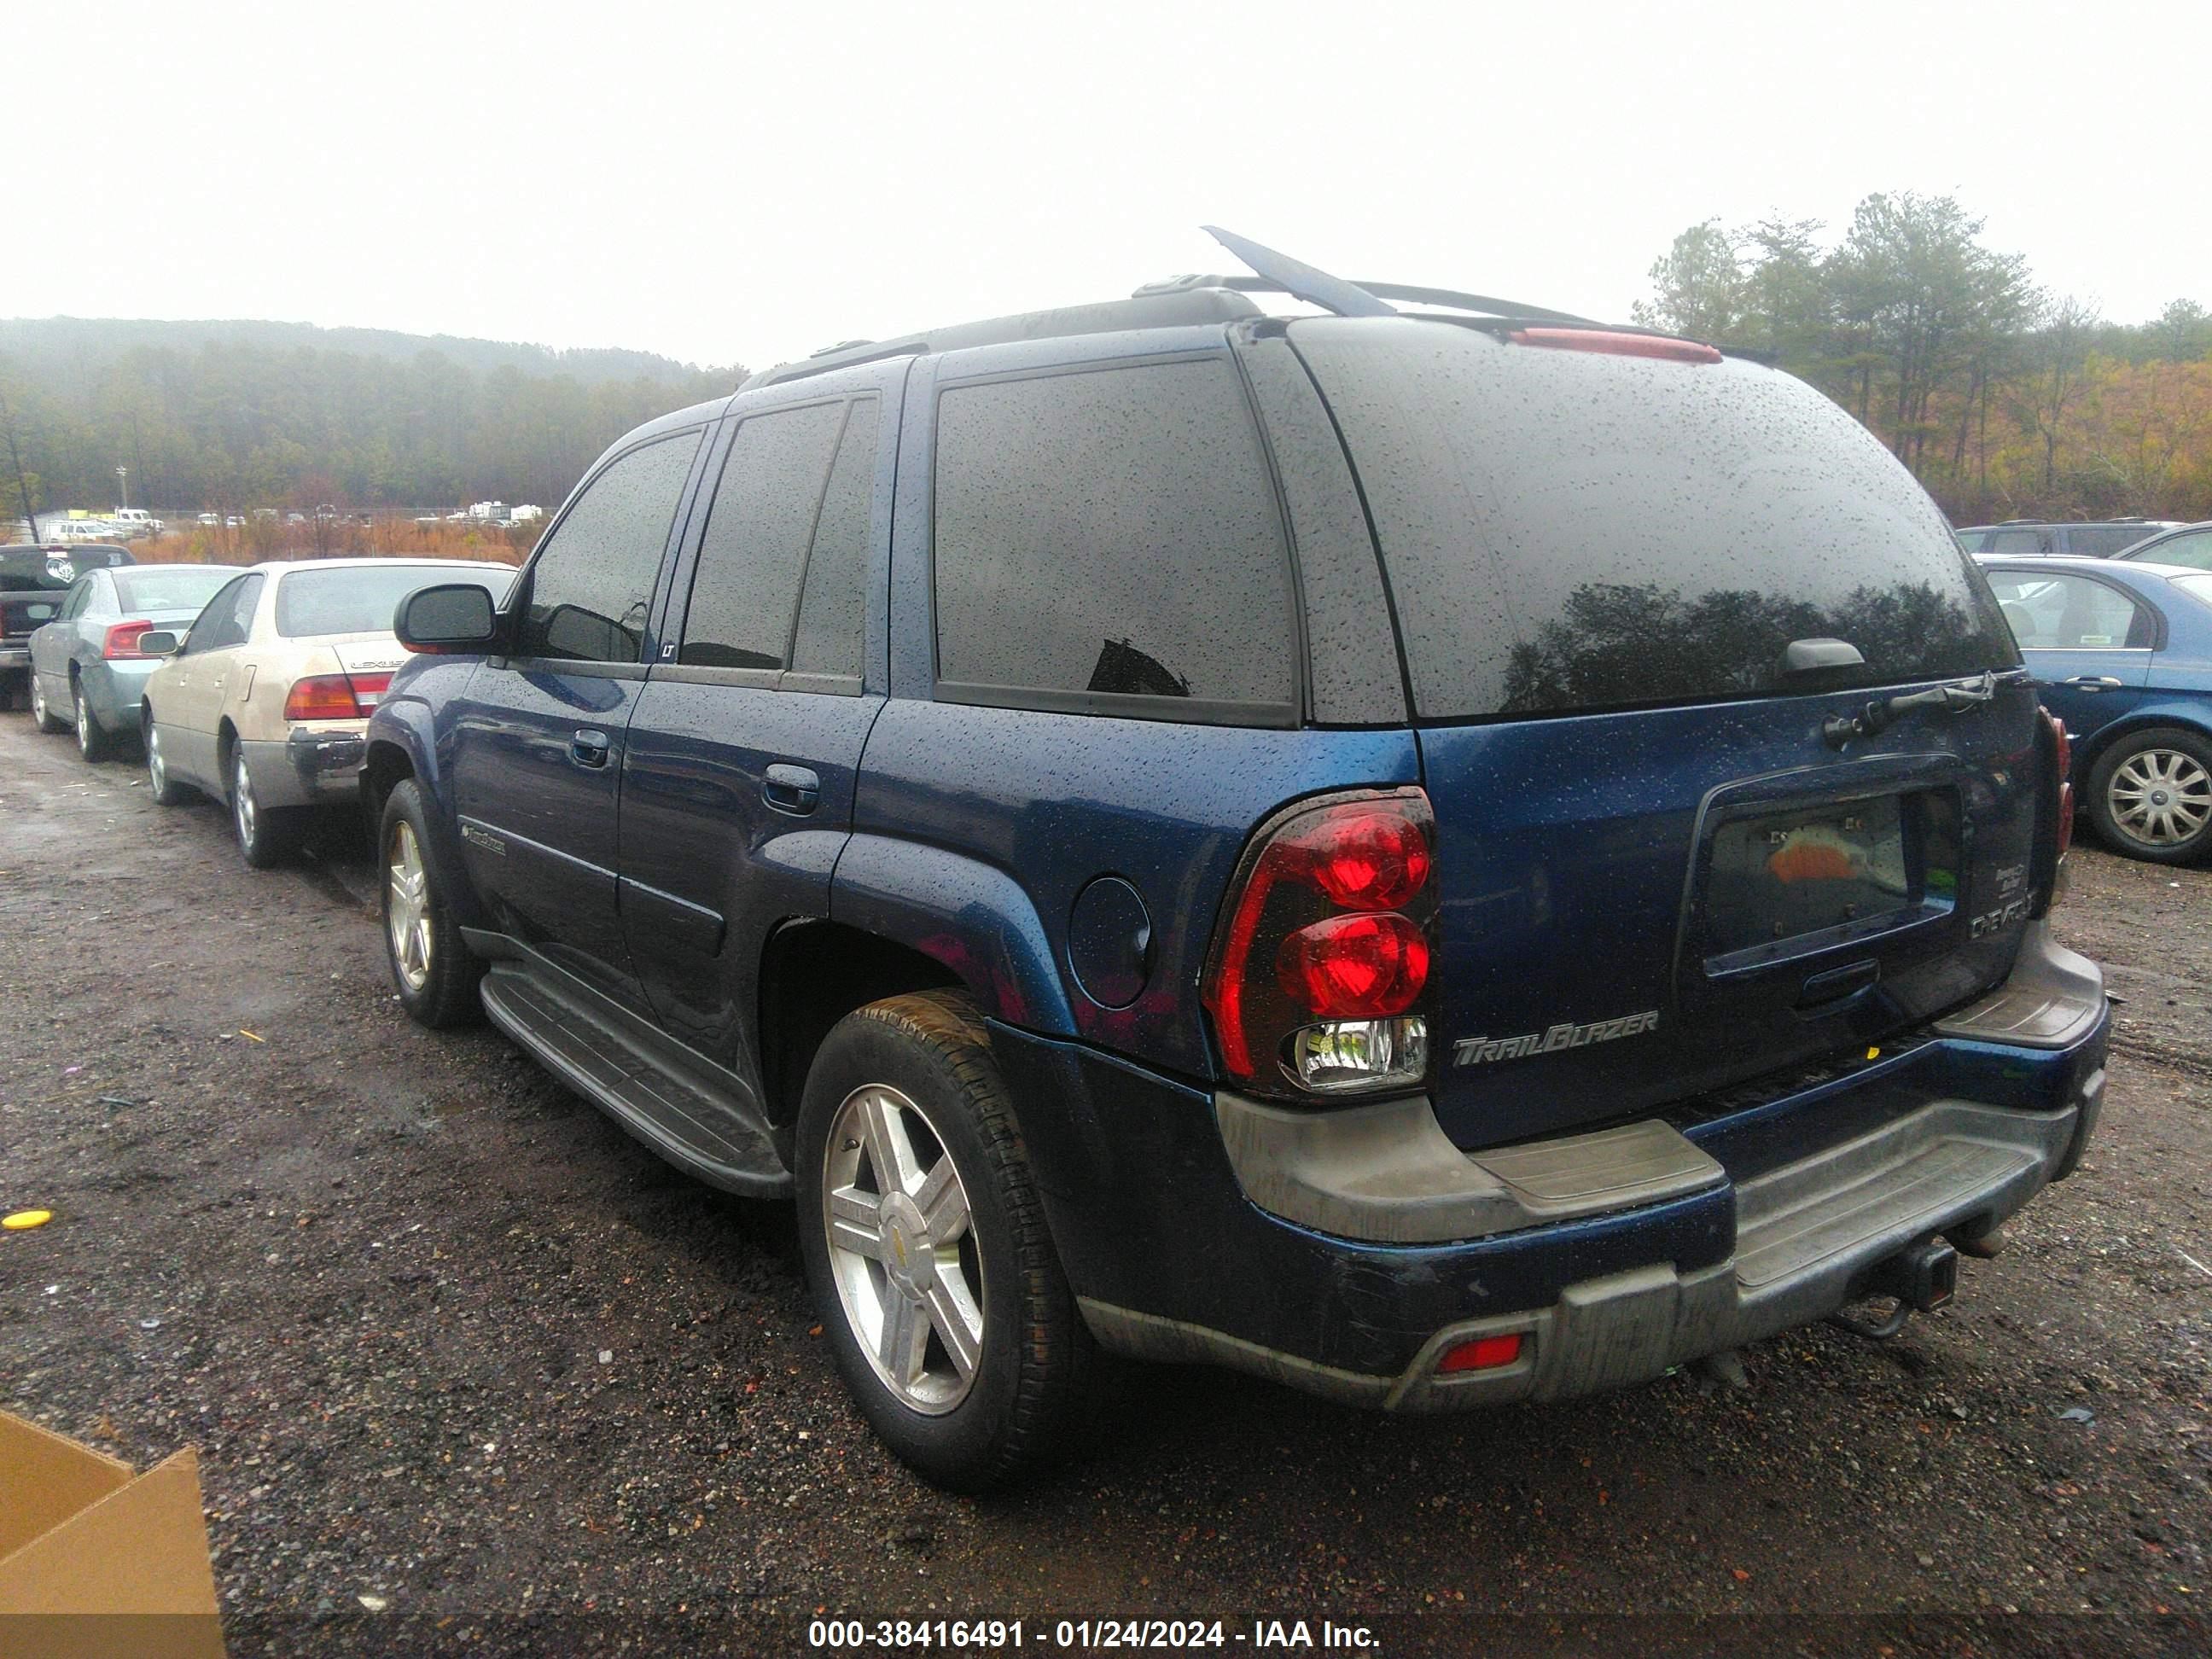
[821, 1082, 985, 1415]
[2107, 748, 2212, 847]
[74, 689, 93, 756]
[30, 677, 48, 725]
[385, 819, 434, 992]
[147, 727, 166, 792]
[233, 754, 258, 848]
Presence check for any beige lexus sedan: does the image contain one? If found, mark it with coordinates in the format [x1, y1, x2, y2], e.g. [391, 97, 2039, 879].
[140, 557, 514, 865]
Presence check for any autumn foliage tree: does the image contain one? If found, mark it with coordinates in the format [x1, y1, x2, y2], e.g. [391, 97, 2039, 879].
[1635, 194, 2212, 524]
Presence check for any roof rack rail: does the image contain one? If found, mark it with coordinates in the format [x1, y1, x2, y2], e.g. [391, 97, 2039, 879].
[1132, 271, 1595, 326]
[741, 225, 1612, 393]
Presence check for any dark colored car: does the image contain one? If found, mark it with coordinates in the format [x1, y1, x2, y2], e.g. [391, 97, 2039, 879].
[26, 562, 244, 759]
[1954, 519, 2180, 558]
[364, 232, 2106, 1489]
[0, 544, 133, 709]
[1981, 554, 2212, 863]
[2111, 521, 2212, 571]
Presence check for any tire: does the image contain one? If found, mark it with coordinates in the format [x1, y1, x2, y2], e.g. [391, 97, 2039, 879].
[379, 778, 484, 1027]
[795, 990, 1097, 1492]
[29, 672, 69, 736]
[229, 745, 300, 868]
[2085, 726, 2212, 865]
[143, 716, 191, 806]
[73, 681, 114, 762]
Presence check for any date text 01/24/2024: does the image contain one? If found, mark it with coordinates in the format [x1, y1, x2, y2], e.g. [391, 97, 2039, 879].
[806, 1618, 1378, 1650]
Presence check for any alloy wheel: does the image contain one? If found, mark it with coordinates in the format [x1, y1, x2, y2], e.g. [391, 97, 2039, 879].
[147, 726, 167, 792]
[233, 754, 259, 851]
[2106, 747, 2212, 848]
[820, 1082, 985, 1415]
[385, 819, 434, 992]
[74, 689, 95, 758]
[30, 676, 49, 726]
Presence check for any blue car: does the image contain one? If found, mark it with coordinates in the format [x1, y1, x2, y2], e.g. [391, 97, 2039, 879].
[1981, 554, 2212, 863]
[364, 231, 2105, 1489]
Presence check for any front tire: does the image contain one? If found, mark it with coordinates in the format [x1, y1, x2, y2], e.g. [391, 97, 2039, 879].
[795, 990, 1097, 1492]
[30, 673, 69, 736]
[2086, 726, 2212, 864]
[379, 779, 484, 1027]
[230, 747, 300, 868]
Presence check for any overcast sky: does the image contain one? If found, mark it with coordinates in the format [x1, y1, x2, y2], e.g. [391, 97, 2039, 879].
[12, 0, 2206, 372]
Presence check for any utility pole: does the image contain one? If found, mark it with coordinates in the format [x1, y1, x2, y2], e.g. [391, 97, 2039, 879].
[116, 464, 129, 510]
[0, 386, 38, 541]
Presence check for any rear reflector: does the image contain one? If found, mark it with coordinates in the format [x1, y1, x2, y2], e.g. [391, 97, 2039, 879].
[1438, 1332, 1523, 1373]
[1507, 328, 1722, 364]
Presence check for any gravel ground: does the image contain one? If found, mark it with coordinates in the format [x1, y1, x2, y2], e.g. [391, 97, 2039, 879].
[0, 713, 2206, 1657]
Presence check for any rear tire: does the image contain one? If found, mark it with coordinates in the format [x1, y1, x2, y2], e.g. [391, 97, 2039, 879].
[73, 682, 114, 762]
[30, 673, 68, 736]
[795, 990, 1097, 1492]
[380, 779, 484, 1027]
[230, 747, 300, 868]
[2085, 726, 2212, 865]
[144, 717, 191, 806]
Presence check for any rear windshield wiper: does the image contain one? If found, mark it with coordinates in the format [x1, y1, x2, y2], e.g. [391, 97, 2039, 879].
[1824, 668, 2026, 749]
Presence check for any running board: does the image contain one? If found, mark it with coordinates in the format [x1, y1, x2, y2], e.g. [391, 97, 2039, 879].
[480, 964, 791, 1198]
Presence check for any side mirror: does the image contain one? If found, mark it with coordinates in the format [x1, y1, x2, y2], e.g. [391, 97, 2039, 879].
[139, 631, 181, 656]
[395, 583, 502, 654]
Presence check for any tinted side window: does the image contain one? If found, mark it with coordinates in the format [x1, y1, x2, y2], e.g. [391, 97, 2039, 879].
[2139, 531, 2212, 571]
[1988, 527, 2053, 556]
[61, 577, 96, 620]
[518, 431, 701, 664]
[189, 573, 262, 651]
[680, 402, 847, 669]
[2065, 526, 2158, 558]
[791, 399, 878, 679]
[1986, 573, 2154, 649]
[932, 360, 1295, 714]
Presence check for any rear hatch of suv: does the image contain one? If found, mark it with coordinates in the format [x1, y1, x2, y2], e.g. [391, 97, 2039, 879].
[1291, 318, 2037, 1152]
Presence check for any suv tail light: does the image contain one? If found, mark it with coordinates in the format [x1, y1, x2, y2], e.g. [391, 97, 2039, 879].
[102, 620, 158, 660]
[2029, 707, 2074, 917]
[1202, 789, 1437, 1098]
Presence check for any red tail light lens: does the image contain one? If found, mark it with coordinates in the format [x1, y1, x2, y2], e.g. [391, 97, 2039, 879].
[1507, 327, 1721, 364]
[1202, 789, 1436, 1097]
[347, 672, 393, 709]
[1278, 912, 1429, 1018]
[102, 620, 157, 660]
[284, 675, 363, 721]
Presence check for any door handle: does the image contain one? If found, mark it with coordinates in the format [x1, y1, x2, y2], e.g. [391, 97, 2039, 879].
[1796, 958, 1880, 1016]
[2055, 676, 2124, 691]
[763, 763, 822, 816]
[570, 728, 612, 768]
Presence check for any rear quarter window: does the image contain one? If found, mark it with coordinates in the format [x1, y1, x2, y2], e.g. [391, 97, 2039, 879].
[930, 358, 1297, 723]
[1291, 318, 2018, 718]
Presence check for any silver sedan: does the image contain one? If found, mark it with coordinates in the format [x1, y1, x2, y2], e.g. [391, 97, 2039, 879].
[26, 563, 245, 760]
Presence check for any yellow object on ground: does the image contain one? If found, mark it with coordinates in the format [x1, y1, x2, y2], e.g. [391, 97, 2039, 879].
[3, 1210, 52, 1231]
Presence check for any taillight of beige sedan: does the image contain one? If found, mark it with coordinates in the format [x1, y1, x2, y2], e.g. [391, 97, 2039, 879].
[140, 558, 515, 866]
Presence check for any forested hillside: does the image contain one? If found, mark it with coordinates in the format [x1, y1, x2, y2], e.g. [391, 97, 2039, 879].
[0, 317, 742, 517]
[1633, 192, 2212, 525]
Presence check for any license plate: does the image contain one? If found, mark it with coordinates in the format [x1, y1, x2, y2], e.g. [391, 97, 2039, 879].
[1706, 797, 1911, 954]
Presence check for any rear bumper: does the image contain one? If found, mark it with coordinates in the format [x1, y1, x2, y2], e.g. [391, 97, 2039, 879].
[239, 727, 368, 810]
[0, 645, 28, 673]
[1001, 921, 2106, 1410]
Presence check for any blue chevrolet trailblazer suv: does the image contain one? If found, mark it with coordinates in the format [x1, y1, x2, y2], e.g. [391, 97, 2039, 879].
[364, 230, 2109, 1489]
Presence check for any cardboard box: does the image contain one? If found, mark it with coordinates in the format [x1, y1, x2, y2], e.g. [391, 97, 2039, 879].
[0, 1410, 224, 1658]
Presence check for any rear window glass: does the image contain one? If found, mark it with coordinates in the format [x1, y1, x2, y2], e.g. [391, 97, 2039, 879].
[116, 567, 239, 613]
[2067, 525, 2160, 557]
[1292, 318, 2019, 719]
[932, 359, 1296, 719]
[276, 564, 511, 638]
